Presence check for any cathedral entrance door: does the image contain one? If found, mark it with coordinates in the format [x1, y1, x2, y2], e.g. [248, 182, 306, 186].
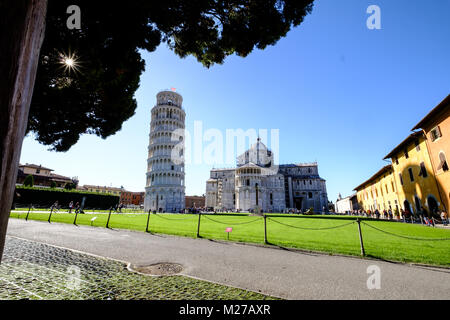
[294, 197, 303, 210]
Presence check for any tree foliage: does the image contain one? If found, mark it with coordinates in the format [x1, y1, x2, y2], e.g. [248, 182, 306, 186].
[28, 0, 314, 151]
[64, 182, 76, 190]
[23, 175, 34, 187]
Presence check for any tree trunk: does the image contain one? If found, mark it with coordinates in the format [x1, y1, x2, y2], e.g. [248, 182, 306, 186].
[0, 0, 47, 263]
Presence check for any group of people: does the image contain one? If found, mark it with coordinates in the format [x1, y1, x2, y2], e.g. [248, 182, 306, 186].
[46, 201, 142, 214]
[67, 201, 82, 213]
[113, 202, 124, 213]
[341, 207, 449, 226]
[49, 200, 82, 213]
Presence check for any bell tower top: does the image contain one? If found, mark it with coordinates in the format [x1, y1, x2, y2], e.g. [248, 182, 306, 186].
[156, 90, 183, 108]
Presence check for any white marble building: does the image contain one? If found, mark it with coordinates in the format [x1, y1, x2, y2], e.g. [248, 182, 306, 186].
[144, 90, 185, 212]
[335, 193, 358, 214]
[206, 139, 328, 212]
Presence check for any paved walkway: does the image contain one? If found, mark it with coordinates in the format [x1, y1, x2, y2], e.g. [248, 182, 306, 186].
[0, 236, 271, 300]
[6, 219, 450, 299]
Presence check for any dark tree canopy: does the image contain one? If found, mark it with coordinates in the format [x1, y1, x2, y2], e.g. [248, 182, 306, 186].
[23, 175, 34, 187]
[28, 0, 314, 151]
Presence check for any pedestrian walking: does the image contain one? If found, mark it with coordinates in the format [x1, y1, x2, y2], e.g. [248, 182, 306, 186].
[51, 201, 59, 212]
[375, 209, 380, 219]
[440, 209, 448, 226]
[421, 206, 432, 225]
[68, 201, 74, 213]
[75, 202, 80, 214]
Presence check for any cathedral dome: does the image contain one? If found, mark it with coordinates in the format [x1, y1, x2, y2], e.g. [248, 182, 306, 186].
[237, 138, 273, 168]
[249, 138, 268, 152]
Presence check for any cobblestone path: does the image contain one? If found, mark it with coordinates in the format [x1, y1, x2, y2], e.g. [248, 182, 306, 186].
[0, 237, 277, 300]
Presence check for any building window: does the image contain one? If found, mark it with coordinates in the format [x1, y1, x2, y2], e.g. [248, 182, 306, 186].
[419, 162, 428, 178]
[414, 140, 420, 151]
[404, 148, 409, 159]
[438, 152, 448, 172]
[308, 192, 313, 198]
[394, 156, 399, 165]
[309, 180, 312, 185]
[408, 167, 414, 182]
[270, 193, 273, 205]
[246, 179, 250, 186]
[385, 184, 388, 194]
[399, 173, 404, 185]
[430, 126, 442, 142]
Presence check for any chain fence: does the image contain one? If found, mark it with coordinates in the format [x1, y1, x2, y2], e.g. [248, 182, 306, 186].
[267, 217, 355, 231]
[9, 206, 450, 259]
[361, 221, 450, 241]
[152, 213, 194, 221]
[202, 215, 262, 226]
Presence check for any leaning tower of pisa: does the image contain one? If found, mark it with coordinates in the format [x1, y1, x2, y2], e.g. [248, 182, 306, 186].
[144, 90, 185, 213]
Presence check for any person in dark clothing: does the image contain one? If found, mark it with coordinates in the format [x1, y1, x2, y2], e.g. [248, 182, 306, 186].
[375, 209, 380, 219]
[421, 206, 433, 226]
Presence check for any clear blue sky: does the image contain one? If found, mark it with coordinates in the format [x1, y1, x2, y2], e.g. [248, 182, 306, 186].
[20, 0, 450, 203]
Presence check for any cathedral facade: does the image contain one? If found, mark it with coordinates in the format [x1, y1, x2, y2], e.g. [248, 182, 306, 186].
[205, 139, 328, 213]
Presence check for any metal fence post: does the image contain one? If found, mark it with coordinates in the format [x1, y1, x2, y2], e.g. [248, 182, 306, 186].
[25, 203, 32, 221]
[264, 215, 268, 244]
[48, 206, 54, 223]
[73, 210, 79, 225]
[145, 209, 151, 232]
[356, 218, 365, 256]
[106, 207, 112, 228]
[197, 212, 202, 238]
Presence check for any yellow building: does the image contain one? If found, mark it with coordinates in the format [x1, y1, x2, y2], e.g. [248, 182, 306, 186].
[78, 185, 123, 196]
[412, 94, 450, 212]
[354, 165, 401, 216]
[383, 131, 444, 216]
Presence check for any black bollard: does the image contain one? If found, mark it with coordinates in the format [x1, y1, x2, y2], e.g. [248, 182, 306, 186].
[197, 212, 202, 238]
[48, 206, 54, 223]
[73, 210, 79, 225]
[356, 218, 365, 256]
[145, 209, 151, 233]
[106, 207, 112, 228]
[25, 204, 32, 221]
[264, 215, 268, 244]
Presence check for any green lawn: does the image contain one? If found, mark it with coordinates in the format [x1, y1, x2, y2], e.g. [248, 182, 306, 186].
[13, 207, 144, 214]
[9, 211, 450, 267]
